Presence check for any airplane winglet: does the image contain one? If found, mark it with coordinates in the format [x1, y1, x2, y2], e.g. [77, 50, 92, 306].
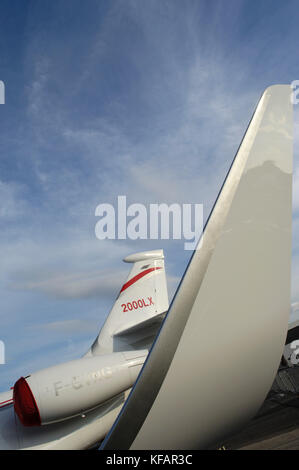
[101, 85, 293, 450]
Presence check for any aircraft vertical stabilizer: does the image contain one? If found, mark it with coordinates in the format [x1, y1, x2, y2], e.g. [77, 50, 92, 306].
[85, 249, 168, 356]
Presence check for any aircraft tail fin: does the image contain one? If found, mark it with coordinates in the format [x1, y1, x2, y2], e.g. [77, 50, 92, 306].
[85, 249, 168, 356]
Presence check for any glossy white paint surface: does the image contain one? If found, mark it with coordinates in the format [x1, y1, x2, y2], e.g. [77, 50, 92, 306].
[103, 85, 293, 450]
[25, 351, 146, 425]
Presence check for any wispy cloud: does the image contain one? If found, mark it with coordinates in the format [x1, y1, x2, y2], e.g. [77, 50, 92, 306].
[10, 268, 127, 300]
[0, 180, 29, 219]
[1, 0, 299, 390]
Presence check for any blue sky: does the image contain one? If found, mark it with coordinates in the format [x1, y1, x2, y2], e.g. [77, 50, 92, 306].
[1, 0, 299, 391]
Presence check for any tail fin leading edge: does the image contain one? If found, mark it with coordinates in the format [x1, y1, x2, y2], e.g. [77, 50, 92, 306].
[101, 85, 293, 450]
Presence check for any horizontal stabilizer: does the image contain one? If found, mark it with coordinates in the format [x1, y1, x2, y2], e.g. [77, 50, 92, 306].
[113, 312, 166, 337]
[0, 390, 13, 410]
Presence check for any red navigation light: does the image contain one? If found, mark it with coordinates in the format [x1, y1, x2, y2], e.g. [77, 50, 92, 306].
[13, 377, 41, 426]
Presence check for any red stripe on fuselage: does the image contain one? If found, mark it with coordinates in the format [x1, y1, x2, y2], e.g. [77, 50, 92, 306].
[120, 267, 162, 293]
[0, 399, 13, 408]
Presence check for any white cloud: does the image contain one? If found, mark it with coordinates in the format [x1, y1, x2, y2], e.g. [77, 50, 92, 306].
[10, 268, 128, 300]
[0, 180, 28, 219]
[2, 0, 299, 391]
[32, 318, 99, 335]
